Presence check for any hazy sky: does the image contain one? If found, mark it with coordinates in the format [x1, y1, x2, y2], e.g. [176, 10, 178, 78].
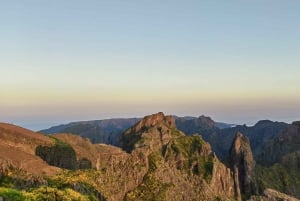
[1, 0, 300, 130]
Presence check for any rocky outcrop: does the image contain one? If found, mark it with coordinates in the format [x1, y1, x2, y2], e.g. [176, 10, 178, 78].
[121, 112, 237, 201]
[52, 133, 128, 170]
[230, 132, 257, 200]
[248, 188, 300, 201]
[35, 140, 78, 170]
[2, 115, 298, 200]
[120, 112, 179, 153]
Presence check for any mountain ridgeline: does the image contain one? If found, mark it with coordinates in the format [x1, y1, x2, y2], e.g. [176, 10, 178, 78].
[0, 113, 299, 200]
[40, 118, 140, 146]
[40, 116, 288, 162]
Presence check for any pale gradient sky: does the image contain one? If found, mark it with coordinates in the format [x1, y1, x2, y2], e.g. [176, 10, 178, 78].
[1, 0, 300, 130]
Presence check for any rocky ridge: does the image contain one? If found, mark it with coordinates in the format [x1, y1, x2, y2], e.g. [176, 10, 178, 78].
[120, 112, 237, 201]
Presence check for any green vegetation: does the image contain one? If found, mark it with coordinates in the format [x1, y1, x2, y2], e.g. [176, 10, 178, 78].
[35, 137, 91, 170]
[0, 186, 93, 201]
[36, 137, 78, 170]
[48, 170, 106, 200]
[255, 164, 300, 198]
[170, 128, 183, 137]
[0, 166, 44, 190]
[0, 187, 24, 201]
[125, 172, 172, 201]
[0, 170, 106, 201]
[163, 135, 214, 182]
[148, 152, 162, 172]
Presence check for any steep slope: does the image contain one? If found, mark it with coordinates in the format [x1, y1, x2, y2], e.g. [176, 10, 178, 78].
[258, 121, 300, 166]
[254, 121, 300, 198]
[229, 132, 257, 200]
[0, 123, 60, 176]
[120, 112, 237, 201]
[2, 115, 297, 200]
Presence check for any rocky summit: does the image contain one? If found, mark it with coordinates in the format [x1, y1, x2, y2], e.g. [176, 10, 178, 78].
[120, 112, 237, 201]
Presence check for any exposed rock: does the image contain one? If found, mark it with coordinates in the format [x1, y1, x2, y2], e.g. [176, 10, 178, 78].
[248, 188, 300, 201]
[121, 113, 237, 201]
[120, 112, 179, 153]
[2, 115, 298, 200]
[35, 141, 78, 170]
[230, 132, 257, 200]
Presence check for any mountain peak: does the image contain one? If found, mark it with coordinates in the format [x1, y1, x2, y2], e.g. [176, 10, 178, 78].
[120, 112, 181, 153]
[132, 112, 175, 133]
[197, 115, 216, 128]
[254, 120, 274, 127]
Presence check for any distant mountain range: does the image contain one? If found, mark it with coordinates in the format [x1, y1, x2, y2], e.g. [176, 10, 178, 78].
[40, 116, 234, 146]
[40, 115, 287, 161]
[0, 113, 299, 200]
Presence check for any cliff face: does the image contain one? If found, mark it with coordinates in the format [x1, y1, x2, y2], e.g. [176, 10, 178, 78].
[254, 122, 300, 198]
[120, 112, 237, 201]
[120, 112, 177, 153]
[259, 121, 300, 166]
[230, 132, 257, 200]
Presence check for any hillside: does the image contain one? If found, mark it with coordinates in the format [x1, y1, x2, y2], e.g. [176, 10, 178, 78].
[0, 123, 59, 176]
[40, 118, 140, 146]
[0, 114, 299, 200]
[0, 114, 239, 200]
[254, 122, 300, 197]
